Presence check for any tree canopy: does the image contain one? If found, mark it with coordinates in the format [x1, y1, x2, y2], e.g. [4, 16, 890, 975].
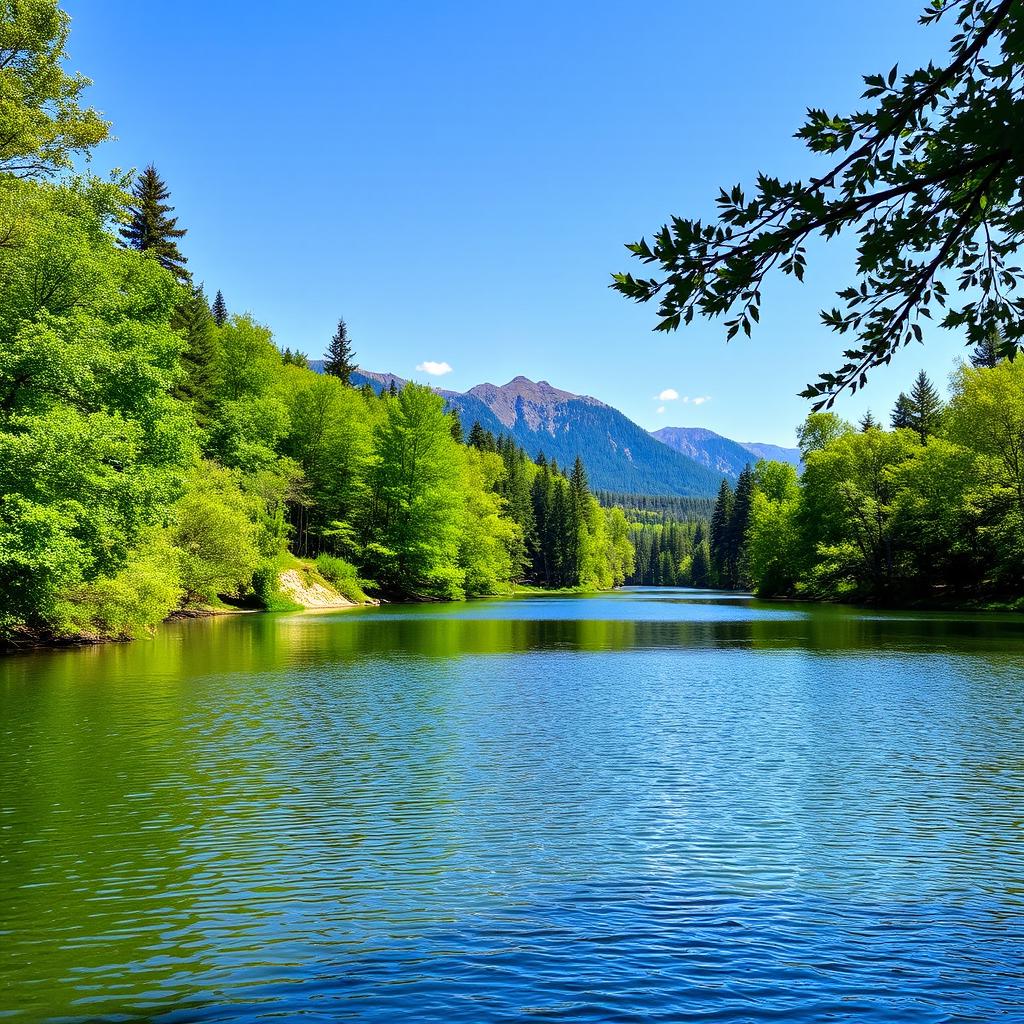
[0, 0, 109, 177]
[612, 0, 1024, 406]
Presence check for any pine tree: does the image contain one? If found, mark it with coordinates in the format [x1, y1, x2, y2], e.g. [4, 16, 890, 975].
[908, 370, 943, 442]
[530, 460, 553, 585]
[690, 542, 711, 588]
[210, 290, 228, 327]
[728, 465, 755, 589]
[550, 479, 570, 586]
[120, 165, 188, 282]
[281, 348, 310, 368]
[172, 285, 220, 428]
[448, 410, 464, 443]
[859, 410, 879, 431]
[970, 329, 1000, 369]
[566, 456, 589, 586]
[388, 379, 398, 397]
[324, 318, 357, 383]
[709, 479, 734, 586]
[890, 393, 914, 430]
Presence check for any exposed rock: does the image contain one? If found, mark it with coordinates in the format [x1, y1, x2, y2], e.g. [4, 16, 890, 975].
[278, 569, 357, 609]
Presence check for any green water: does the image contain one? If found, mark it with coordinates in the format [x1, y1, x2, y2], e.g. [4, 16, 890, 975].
[2, 589, 1023, 1022]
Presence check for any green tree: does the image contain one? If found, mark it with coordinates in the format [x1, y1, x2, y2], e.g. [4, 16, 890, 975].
[281, 347, 310, 369]
[709, 479, 733, 586]
[173, 284, 220, 427]
[747, 461, 802, 596]
[210, 289, 228, 326]
[0, 0, 109, 178]
[362, 383, 465, 596]
[970, 328, 1001, 369]
[448, 409, 464, 442]
[172, 465, 262, 603]
[799, 427, 923, 599]
[690, 541, 712, 588]
[0, 177, 196, 639]
[797, 411, 852, 459]
[907, 369, 944, 442]
[281, 368, 374, 554]
[120, 165, 189, 282]
[860, 410, 879, 431]
[323, 317, 357, 384]
[728, 464, 756, 588]
[612, 0, 1024, 405]
[891, 393, 914, 430]
[945, 357, 1024, 518]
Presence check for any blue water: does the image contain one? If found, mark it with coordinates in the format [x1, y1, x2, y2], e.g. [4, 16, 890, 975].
[2, 589, 1023, 1021]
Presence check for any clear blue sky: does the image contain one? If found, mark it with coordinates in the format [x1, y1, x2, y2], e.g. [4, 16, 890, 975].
[65, 0, 969, 445]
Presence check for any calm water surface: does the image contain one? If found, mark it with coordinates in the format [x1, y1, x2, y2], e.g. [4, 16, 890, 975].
[2, 588, 1023, 1022]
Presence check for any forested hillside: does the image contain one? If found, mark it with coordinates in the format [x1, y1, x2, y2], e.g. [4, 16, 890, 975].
[344, 370, 727, 497]
[0, 2, 633, 645]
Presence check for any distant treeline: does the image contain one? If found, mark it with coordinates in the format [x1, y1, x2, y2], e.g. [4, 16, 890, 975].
[595, 492, 716, 520]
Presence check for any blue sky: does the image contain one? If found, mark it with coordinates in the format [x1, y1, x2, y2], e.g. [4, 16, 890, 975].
[65, 0, 970, 445]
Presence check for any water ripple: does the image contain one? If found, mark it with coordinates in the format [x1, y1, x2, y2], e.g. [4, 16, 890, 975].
[2, 591, 1023, 1021]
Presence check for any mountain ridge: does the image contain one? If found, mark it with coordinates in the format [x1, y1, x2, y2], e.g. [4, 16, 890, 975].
[311, 362, 797, 496]
[651, 426, 801, 479]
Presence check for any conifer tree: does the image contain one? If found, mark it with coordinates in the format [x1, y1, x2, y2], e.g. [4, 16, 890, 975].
[388, 379, 398, 397]
[120, 165, 188, 282]
[324, 318, 357, 383]
[281, 348, 310, 368]
[908, 370, 944, 442]
[709, 479, 734, 586]
[172, 285, 220, 428]
[890, 393, 914, 430]
[566, 456, 590, 586]
[970, 329, 1000, 369]
[210, 290, 228, 327]
[860, 410, 879, 431]
[728, 466, 755, 589]
[448, 410, 464, 443]
[690, 542, 711, 588]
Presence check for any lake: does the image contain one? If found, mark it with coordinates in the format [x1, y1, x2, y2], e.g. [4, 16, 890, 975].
[2, 588, 1023, 1022]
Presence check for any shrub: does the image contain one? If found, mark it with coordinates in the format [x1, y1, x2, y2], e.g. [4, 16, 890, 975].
[54, 530, 182, 639]
[314, 554, 370, 604]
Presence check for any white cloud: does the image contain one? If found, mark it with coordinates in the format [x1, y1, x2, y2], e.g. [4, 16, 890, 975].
[682, 395, 712, 405]
[416, 360, 453, 376]
[657, 388, 679, 401]
[656, 406, 666, 415]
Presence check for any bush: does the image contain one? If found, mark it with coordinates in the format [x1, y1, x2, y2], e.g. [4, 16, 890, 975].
[314, 554, 370, 603]
[54, 529, 182, 639]
[172, 465, 262, 603]
[251, 561, 301, 611]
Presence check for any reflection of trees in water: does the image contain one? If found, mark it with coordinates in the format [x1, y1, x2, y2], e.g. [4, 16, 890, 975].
[4, 597, 1024, 1020]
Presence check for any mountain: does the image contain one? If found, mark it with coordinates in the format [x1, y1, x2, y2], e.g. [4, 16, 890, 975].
[738, 441, 802, 469]
[339, 369, 725, 497]
[652, 426, 801, 479]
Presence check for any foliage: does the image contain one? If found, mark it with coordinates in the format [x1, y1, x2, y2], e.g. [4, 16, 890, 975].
[0, 0, 109, 177]
[171, 465, 262, 604]
[0, 0, 633, 641]
[313, 553, 369, 604]
[613, 0, 1024, 405]
[748, 356, 1024, 603]
[210, 289, 227, 326]
[119, 165, 188, 282]
[323, 317, 357, 384]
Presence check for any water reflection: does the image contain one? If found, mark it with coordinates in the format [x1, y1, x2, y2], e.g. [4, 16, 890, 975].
[2, 588, 1023, 1021]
